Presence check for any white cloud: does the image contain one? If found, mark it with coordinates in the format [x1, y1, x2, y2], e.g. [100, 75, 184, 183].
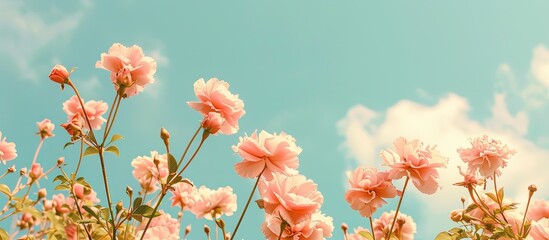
[149, 49, 170, 67]
[531, 45, 549, 88]
[337, 94, 549, 235]
[0, 0, 90, 81]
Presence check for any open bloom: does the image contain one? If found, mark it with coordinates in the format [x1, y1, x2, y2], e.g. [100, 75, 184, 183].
[261, 212, 334, 240]
[381, 137, 448, 194]
[188, 78, 245, 135]
[169, 181, 197, 210]
[259, 172, 323, 224]
[0, 131, 17, 164]
[136, 211, 180, 240]
[457, 135, 516, 178]
[95, 43, 157, 97]
[37, 119, 55, 139]
[454, 166, 486, 188]
[373, 211, 416, 240]
[63, 95, 108, 130]
[345, 167, 398, 217]
[191, 186, 237, 220]
[233, 130, 302, 180]
[131, 151, 169, 193]
[72, 183, 100, 205]
[528, 200, 549, 221]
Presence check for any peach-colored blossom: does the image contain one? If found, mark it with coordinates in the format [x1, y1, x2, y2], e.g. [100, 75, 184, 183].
[96, 43, 157, 97]
[454, 166, 486, 187]
[136, 211, 180, 240]
[258, 172, 323, 224]
[202, 112, 224, 134]
[373, 211, 416, 240]
[52, 194, 72, 214]
[169, 181, 197, 210]
[457, 135, 516, 178]
[529, 218, 549, 240]
[131, 151, 169, 193]
[233, 130, 301, 180]
[188, 78, 245, 135]
[63, 95, 108, 130]
[49, 64, 71, 84]
[0, 131, 17, 164]
[37, 119, 55, 139]
[381, 137, 448, 194]
[191, 186, 237, 220]
[347, 227, 371, 240]
[527, 200, 549, 221]
[60, 113, 85, 139]
[29, 163, 43, 180]
[345, 167, 398, 217]
[261, 212, 333, 240]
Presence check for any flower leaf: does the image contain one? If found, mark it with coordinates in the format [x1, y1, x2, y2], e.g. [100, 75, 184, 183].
[168, 154, 177, 174]
[0, 184, 11, 197]
[83, 146, 99, 157]
[358, 231, 374, 240]
[132, 205, 161, 218]
[105, 145, 120, 157]
[0, 228, 9, 240]
[107, 134, 124, 145]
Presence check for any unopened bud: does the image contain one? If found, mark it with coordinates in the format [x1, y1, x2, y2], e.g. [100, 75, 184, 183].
[57, 157, 65, 165]
[126, 186, 133, 196]
[216, 219, 225, 229]
[184, 225, 191, 236]
[225, 233, 231, 240]
[396, 217, 406, 226]
[160, 127, 170, 143]
[450, 209, 463, 222]
[37, 188, 47, 199]
[7, 165, 15, 173]
[461, 196, 466, 204]
[153, 156, 160, 167]
[20, 167, 27, 175]
[341, 223, 348, 232]
[116, 201, 123, 212]
[204, 224, 210, 236]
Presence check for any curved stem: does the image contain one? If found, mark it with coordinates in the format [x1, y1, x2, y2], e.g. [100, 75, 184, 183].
[74, 140, 85, 176]
[387, 176, 409, 239]
[98, 150, 116, 239]
[138, 193, 166, 240]
[493, 174, 509, 223]
[520, 191, 534, 236]
[102, 93, 119, 140]
[177, 125, 202, 168]
[369, 216, 376, 240]
[103, 93, 122, 144]
[177, 132, 208, 176]
[230, 166, 266, 240]
[32, 139, 44, 165]
[67, 80, 97, 147]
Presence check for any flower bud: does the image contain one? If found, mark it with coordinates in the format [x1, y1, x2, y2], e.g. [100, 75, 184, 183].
[29, 163, 43, 180]
[529, 184, 538, 193]
[341, 223, 348, 233]
[461, 196, 466, 204]
[7, 165, 15, 173]
[43, 200, 54, 211]
[49, 64, 70, 84]
[37, 188, 47, 199]
[37, 119, 55, 139]
[204, 224, 210, 236]
[116, 201, 123, 212]
[126, 186, 133, 196]
[160, 127, 170, 147]
[57, 157, 65, 165]
[20, 167, 27, 175]
[73, 183, 86, 199]
[184, 225, 191, 237]
[202, 112, 223, 134]
[450, 209, 463, 222]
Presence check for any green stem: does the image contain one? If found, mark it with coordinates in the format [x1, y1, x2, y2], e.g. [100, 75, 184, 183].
[520, 191, 534, 236]
[74, 140, 84, 176]
[230, 166, 266, 240]
[138, 193, 166, 240]
[177, 125, 202, 168]
[67, 80, 97, 147]
[493, 174, 509, 223]
[102, 93, 119, 140]
[31, 139, 44, 165]
[102, 93, 122, 144]
[387, 176, 409, 239]
[369, 216, 376, 240]
[177, 132, 208, 177]
[98, 150, 116, 239]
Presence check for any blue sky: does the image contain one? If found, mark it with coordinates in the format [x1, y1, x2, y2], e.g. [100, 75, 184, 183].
[1, 1, 549, 239]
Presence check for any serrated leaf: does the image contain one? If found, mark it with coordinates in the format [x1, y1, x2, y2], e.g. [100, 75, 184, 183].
[83, 146, 99, 157]
[105, 145, 120, 157]
[107, 134, 124, 145]
[132, 205, 161, 218]
[0, 184, 11, 197]
[63, 142, 74, 149]
[358, 231, 374, 240]
[168, 154, 177, 174]
[0, 228, 9, 240]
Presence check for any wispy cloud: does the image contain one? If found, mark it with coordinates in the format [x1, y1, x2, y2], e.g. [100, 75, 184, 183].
[0, 0, 91, 81]
[337, 93, 548, 234]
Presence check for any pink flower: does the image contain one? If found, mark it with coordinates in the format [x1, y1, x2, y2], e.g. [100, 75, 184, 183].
[261, 212, 334, 240]
[169, 181, 197, 210]
[29, 163, 43, 180]
[95, 43, 157, 97]
[52, 194, 72, 214]
[233, 130, 301, 180]
[347, 227, 372, 240]
[454, 166, 486, 187]
[60, 113, 85, 139]
[0, 131, 17, 164]
[136, 211, 180, 240]
[191, 186, 237, 220]
[528, 200, 549, 221]
[258, 172, 323, 224]
[49, 64, 71, 84]
[188, 78, 245, 135]
[63, 95, 108, 130]
[37, 119, 55, 139]
[202, 112, 224, 134]
[457, 135, 516, 178]
[372, 211, 416, 240]
[381, 137, 448, 195]
[131, 151, 169, 193]
[345, 167, 398, 217]
[529, 218, 549, 240]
